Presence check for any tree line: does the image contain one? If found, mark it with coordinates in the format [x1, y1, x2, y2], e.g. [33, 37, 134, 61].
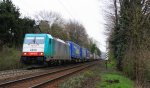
[0, 0, 101, 56]
[107, 0, 149, 86]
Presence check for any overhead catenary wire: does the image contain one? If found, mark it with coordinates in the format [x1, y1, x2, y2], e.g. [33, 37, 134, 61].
[56, 0, 76, 20]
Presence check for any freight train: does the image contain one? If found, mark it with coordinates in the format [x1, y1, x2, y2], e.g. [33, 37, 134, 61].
[21, 34, 100, 65]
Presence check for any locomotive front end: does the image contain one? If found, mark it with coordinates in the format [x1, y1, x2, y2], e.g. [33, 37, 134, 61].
[21, 34, 45, 65]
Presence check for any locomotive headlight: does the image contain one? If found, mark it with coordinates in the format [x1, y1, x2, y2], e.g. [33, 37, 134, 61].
[23, 52, 27, 56]
[40, 52, 44, 55]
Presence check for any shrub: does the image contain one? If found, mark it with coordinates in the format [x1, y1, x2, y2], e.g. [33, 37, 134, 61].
[0, 47, 24, 70]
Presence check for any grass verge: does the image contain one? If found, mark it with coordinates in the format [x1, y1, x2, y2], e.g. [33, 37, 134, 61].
[107, 60, 116, 68]
[59, 61, 134, 88]
[96, 71, 134, 88]
[0, 47, 24, 70]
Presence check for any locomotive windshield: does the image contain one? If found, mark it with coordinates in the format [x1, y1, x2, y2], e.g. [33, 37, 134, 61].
[24, 37, 45, 44]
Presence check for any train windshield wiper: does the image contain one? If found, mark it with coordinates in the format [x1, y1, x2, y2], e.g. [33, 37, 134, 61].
[34, 37, 39, 45]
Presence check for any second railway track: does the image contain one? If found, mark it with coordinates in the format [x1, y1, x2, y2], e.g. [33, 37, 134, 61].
[0, 62, 94, 88]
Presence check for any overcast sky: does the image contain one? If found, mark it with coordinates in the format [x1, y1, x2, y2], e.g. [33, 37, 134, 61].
[12, 0, 108, 52]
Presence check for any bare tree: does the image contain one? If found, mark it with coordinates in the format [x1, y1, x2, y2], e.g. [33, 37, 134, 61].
[65, 20, 89, 47]
[34, 11, 69, 40]
[35, 11, 64, 27]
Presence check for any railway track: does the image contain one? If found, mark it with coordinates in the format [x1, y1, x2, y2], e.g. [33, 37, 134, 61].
[0, 64, 80, 82]
[0, 69, 43, 80]
[0, 62, 94, 88]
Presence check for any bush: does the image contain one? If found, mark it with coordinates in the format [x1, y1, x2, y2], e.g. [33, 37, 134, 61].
[0, 47, 24, 70]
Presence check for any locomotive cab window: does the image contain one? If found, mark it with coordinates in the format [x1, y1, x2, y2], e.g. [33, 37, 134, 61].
[24, 37, 45, 44]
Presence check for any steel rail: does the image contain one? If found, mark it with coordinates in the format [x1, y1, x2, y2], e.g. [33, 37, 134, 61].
[30, 64, 94, 88]
[0, 64, 86, 87]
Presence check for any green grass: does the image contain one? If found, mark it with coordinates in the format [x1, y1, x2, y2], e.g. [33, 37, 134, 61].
[107, 60, 116, 68]
[59, 71, 95, 88]
[0, 47, 24, 70]
[96, 72, 134, 88]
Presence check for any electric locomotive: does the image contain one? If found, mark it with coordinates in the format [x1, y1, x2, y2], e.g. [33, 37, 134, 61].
[21, 34, 70, 65]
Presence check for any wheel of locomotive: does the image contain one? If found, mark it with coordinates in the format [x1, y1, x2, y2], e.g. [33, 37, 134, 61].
[37, 57, 44, 65]
[56, 60, 59, 65]
[49, 60, 52, 66]
[63, 60, 67, 65]
[58, 60, 61, 65]
[54, 60, 57, 66]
